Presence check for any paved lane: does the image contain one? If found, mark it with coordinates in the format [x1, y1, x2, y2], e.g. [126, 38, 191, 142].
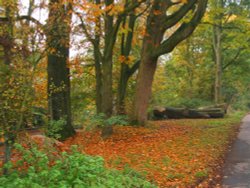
[222, 114, 250, 188]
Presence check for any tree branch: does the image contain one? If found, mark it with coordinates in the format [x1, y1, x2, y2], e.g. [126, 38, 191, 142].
[75, 12, 95, 44]
[163, 0, 197, 30]
[201, 21, 244, 31]
[120, 0, 147, 17]
[222, 39, 250, 70]
[153, 0, 208, 57]
[128, 60, 140, 77]
[0, 15, 43, 27]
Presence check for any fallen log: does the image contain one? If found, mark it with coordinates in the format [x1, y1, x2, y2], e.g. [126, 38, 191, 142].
[153, 107, 168, 120]
[198, 103, 228, 113]
[196, 108, 225, 118]
[187, 109, 210, 119]
[202, 111, 224, 118]
[164, 107, 188, 119]
[153, 106, 225, 120]
[164, 107, 211, 119]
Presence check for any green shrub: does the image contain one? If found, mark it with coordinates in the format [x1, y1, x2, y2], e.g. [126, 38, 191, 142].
[85, 113, 129, 130]
[46, 118, 66, 139]
[0, 144, 155, 188]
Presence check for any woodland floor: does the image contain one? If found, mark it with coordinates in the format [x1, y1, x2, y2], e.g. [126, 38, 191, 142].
[0, 114, 243, 187]
[64, 115, 242, 187]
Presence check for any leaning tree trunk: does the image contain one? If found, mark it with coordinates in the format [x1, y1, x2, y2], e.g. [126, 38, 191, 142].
[47, 0, 75, 140]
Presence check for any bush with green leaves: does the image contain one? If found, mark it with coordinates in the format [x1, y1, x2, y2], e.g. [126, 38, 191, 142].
[84, 113, 129, 130]
[46, 118, 66, 139]
[0, 144, 155, 188]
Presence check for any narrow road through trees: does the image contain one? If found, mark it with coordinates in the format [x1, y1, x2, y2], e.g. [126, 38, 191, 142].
[222, 114, 250, 187]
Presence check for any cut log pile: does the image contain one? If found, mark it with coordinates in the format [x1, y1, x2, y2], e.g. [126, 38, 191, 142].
[153, 104, 227, 120]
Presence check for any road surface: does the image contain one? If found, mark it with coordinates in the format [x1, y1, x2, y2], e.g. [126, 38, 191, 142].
[222, 114, 250, 188]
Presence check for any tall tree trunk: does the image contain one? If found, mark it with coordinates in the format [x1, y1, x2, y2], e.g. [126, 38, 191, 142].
[3, 130, 14, 175]
[1, 2, 17, 174]
[94, 47, 102, 114]
[2, 6, 14, 65]
[212, 0, 223, 104]
[93, 0, 103, 114]
[47, 0, 75, 140]
[101, 57, 113, 117]
[213, 25, 222, 104]
[117, 64, 130, 114]
[96, 0, 115, 117]
[133, 56, 157, 124]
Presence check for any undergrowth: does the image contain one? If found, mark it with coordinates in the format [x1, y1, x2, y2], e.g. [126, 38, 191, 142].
[0, 144, 155, 188]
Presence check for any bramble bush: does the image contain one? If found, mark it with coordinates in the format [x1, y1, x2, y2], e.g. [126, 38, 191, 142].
[0, 144, 155, 188]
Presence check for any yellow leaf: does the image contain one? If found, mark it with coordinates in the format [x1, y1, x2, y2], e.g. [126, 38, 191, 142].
[181, 0, 188, 3]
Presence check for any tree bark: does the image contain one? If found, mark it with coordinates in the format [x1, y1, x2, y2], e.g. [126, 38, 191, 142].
[92, 0, 103, 114]
[101, 57, 113, 117]
[212, 0, 223, 104]
[133, 56, 158, 124]
[47, 0, 75, 140]
[94, 46, 102, 114]
[117, 63, 130, 114]
[214, 27, 222, 104]
[1, 6, 14, 65]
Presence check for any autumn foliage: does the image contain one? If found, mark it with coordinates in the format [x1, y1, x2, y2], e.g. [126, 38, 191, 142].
[62, 116, 240, 187]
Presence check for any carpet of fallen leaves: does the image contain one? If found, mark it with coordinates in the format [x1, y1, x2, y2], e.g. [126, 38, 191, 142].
[0, 116, 241, 187]
[63, 117, 241, 188]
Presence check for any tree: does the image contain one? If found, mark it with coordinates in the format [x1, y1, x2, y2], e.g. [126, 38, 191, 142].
[188, 0, 250, 105]
[47, 0, 75, 140]
[0, 0, 45, 173]
[150, 0, 250, 110]
[0, 0, 15, 65]
[211, 0, 224, 104]
[116, 9, 142, 114]
[132, 0, 208, 125]
[75, 0, 146, 117]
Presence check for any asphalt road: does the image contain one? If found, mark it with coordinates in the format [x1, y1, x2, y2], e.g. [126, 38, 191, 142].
[222, 114, 250, 188]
